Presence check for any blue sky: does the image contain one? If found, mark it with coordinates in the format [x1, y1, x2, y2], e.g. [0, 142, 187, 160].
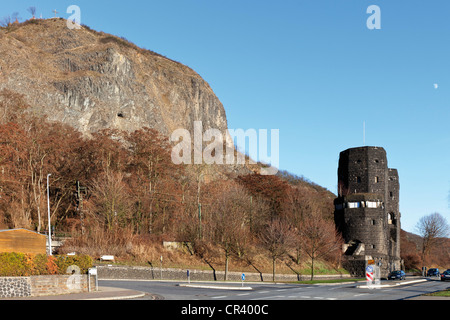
[3, 0, 450, 233]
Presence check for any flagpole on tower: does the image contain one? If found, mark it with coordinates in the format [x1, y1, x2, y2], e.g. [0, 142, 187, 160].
[363, 121, 366, 146]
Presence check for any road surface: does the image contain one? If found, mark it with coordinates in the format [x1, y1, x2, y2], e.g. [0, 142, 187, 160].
[99, 277, 449, 301]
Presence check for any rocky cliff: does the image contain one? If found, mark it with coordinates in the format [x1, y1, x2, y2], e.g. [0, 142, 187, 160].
[0, 18, 228, 138]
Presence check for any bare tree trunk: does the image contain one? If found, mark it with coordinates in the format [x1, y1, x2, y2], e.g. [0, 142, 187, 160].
[272, 257, 276, 282]
[224, 251, 229, 281]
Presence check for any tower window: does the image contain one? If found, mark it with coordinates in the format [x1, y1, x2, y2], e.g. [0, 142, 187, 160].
[356, 176, 361, 183]
[388, 213, 394, 225]
[375, 176, 379, 183]
[347, 202, 360, 209]
[366, 201, 378, 208]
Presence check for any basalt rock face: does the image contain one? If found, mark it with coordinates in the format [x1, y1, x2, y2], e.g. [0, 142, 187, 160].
[0, 19, 228, 138]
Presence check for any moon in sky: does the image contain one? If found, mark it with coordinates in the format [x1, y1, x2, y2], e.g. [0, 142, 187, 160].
[434, 83, 438, 89]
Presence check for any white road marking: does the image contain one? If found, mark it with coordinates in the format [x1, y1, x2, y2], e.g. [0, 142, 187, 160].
[252, 295, 284, 300]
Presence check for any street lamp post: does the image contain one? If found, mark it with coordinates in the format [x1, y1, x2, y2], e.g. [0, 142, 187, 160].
[47, 174, 52, 256]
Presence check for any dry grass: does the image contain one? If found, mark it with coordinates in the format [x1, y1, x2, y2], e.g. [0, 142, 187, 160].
[58, 230, 344, 276]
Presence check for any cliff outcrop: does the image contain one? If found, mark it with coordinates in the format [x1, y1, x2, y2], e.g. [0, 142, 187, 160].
[0, 18, 228, 138]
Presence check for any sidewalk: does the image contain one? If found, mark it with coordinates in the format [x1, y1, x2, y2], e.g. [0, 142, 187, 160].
[406, 295, 450, 300]
[2, 286, 147, 300]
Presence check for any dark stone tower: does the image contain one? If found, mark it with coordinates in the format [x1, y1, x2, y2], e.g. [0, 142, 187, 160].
[334, 146, 401, 277]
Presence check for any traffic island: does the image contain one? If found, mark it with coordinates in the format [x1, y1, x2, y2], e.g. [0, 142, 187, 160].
[178, 283, 253, 290]
[356, 278, 427, 289]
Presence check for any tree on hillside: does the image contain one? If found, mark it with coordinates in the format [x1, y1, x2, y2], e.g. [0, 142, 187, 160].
[400, 230, 421, 271]
[24, 118, 85, 233]
[208, 180, 252, 281]
[259, 218, 296, 281]
[237, 173, 290, 220]
[88, 170, 132, 231]
[298, 210, 343, 280]
[415, 212, 449, 271]
[27, 7, 37, 19]
[0, 122, 32, 229]
[125, 128, 183, 235]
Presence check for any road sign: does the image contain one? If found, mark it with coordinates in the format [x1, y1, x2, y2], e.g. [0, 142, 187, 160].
[366, 265, 374, 282]
[241, 273, 245, 281]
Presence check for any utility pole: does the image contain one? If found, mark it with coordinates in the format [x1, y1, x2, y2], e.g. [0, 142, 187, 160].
[47, 174, 52, 256]
[77, 181, 85, 235]
[363, 121, 366, 146]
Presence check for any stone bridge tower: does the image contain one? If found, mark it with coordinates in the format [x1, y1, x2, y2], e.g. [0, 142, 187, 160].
[334, 146, 401, 277]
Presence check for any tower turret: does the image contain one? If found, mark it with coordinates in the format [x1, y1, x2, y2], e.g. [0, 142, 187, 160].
[334, 146, 401, 277]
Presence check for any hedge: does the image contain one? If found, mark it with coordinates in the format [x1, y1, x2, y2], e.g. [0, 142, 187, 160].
[0, 252, 93, 277]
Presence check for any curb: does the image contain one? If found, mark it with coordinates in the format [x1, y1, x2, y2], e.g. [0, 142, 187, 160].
[356, 279, 427, 289]
[83, 292, 147, 300]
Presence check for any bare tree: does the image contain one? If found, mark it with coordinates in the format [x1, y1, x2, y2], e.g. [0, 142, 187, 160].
[259, 218, 296, 281]
[209, 181, 252, 280]
[11, 12, 20, 23]
[89, 171, 132, 231]
[27, 7, 37, 19]
[415, 212, 450, 270]
[0, 16, 12, 27]
[299, 211, 343, 280]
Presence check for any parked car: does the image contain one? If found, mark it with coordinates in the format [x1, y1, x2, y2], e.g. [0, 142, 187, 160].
[441, 270, 450, 281]
[427, 268, 440, 277]
[388, 270, 406, 280]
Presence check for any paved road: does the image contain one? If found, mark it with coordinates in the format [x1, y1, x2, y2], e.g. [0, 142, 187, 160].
[99, 277, 449, 301]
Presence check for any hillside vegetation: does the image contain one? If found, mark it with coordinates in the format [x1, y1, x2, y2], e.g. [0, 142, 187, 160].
[0, 88, 341, 279]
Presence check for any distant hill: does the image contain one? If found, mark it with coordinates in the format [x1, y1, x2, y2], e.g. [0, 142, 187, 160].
[401, 229, 450, 270]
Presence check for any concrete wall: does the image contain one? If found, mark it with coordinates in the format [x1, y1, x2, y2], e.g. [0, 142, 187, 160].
[0, 275, 96, 298]
[97, 265, 351, 282]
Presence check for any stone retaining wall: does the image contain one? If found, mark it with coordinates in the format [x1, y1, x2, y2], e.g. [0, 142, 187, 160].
[97, 265, 350, 282]
[0, 277, 31, 298]
[0, 275, 96, 298]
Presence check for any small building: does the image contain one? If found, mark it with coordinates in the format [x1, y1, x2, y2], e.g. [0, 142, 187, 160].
[0, 229, 47, 255]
